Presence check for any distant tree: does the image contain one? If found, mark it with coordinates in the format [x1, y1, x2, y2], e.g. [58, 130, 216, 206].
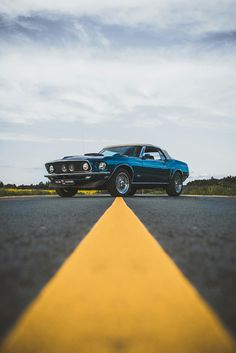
[5, 184, 16, 188]
[14, 181, 52, 190]
[0, 181, 4, 188]
[187, 176, 236, 187]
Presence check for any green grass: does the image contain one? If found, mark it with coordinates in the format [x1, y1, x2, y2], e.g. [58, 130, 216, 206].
[182, 185, 236, 196]
[0, 188, 56, 197]
[136, 189, 166, 195]
[0, 188, 98, 197]
[137, 185, 236, 196]
[1, 185, 235, 197]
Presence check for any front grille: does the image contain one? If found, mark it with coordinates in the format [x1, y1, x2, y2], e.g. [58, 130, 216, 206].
[47, 161, 91, 174]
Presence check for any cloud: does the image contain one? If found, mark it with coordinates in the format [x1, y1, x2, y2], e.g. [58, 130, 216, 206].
[0, 132, 115, 144]
[1, 8, 236, 52]
[0, 42, 235, 131]
[1, 1, 236, 34]
[0, 1, 236, 183]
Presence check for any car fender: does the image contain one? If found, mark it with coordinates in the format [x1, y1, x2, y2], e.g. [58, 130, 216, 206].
[108, 164, 135, 182]
[170, 169, 183, 179]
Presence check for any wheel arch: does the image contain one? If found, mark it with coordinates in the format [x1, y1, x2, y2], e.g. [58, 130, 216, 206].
[171, 169, 183, 179]
[109, 164, 134, 182]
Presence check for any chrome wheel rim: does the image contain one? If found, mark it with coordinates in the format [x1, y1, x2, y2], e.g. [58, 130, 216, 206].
[116, 172, 130, 194]
[175, 174, 183, 193]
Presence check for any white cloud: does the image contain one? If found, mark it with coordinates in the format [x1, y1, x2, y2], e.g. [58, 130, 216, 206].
[0, 44, 235, 130]
[1, 0, 236, 34]
[0, 132, 115, 144]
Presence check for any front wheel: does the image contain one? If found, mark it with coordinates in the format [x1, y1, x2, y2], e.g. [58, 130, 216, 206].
[55, 188, 78, 197]
[107, 169, 132, 197]
[126, 186, 137, 196]
[166, 172, 183, 196]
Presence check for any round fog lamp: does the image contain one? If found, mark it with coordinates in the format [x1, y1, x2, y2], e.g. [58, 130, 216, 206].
[99, 162, 106, 170]
[61, 164, 67, 172]
[49, 165, 54, 173]
[69, 164, 75, 172]
[82, 162, 89, 171]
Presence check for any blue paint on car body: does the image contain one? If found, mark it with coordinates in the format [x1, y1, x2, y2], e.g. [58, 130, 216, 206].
[45, 144, 189, 196]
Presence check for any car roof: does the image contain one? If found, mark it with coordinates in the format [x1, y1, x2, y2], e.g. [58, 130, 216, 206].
[102, 144, 161, 149]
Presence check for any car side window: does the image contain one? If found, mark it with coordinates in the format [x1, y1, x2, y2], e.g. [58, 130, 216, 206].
[144, 147, 165, 161]
[149, 151, 162, 160]
[124, 146, 142, 157]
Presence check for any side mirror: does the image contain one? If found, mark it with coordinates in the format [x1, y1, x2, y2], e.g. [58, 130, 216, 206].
[142, 154, 154, 160]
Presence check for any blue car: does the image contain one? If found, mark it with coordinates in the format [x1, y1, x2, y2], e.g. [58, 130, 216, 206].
[45, 144, 189, 197]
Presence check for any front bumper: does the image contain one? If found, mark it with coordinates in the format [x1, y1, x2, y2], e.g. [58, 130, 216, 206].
[45, 172, 111, 189]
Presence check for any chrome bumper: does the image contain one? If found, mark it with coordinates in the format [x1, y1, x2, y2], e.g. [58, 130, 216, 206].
[44, 172, 110, 178]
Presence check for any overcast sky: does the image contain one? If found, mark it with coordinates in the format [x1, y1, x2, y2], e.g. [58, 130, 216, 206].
[0, 0, 236, 184]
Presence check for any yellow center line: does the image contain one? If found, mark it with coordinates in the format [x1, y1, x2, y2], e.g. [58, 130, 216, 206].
[1, 198, 235, 353]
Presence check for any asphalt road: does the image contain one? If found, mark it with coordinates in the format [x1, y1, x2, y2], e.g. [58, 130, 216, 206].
[0, 196, 114, 340]
[126, 196, 236, 337]
[0, 195, 236, 341]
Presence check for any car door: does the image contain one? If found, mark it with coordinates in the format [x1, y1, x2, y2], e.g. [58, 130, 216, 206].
[141, 149, 170, 183]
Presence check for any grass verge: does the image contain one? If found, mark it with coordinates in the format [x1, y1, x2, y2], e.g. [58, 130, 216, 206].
[183, 185, 236, 196]
[0, 189, 97, 197]
[1, 186, 235, 197]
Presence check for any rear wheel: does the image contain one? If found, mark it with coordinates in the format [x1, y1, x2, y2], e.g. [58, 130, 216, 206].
[166, 172, 183, 196]
[107, 169, 132, 197]
[55, 188, 78, 197]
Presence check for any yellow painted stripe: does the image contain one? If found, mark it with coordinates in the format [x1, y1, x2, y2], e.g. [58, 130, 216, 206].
[1, 198, 235, 353]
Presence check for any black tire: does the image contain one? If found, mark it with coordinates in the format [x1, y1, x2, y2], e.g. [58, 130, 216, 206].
[166, 172, 183, 196]
[55, 188, 78, 197]
[107, 168, 132, 197]
[126, 186, 137, 196]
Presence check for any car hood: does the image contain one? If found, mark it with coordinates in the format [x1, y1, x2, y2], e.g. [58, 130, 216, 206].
[48, 154, 105, 163]
[46, 153, 131, 165]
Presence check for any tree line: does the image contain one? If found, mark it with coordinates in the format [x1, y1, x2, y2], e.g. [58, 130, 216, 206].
[0, 181, 52, 189]
[187, 176, 236, 187]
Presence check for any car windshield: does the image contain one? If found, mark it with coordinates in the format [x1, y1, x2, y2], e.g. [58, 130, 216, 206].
[99, 146, 142, 158]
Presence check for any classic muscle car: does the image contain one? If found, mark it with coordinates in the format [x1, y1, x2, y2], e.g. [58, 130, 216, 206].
[45, 144, 189, 197]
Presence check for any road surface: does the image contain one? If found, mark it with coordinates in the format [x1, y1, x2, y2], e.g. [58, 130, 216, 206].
[0, 195, 235, 351]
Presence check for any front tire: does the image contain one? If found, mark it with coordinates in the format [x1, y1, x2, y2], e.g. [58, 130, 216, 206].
[126, 186, 137, 196]
[166, 172, 183, 196]
[55, 188, 78, 197]
[107, 169, 132, 197]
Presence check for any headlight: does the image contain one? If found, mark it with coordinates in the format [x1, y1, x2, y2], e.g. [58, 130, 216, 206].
[82, 162, 90, 171]
[61, 164, 67, 172]
[69, 164, 75, 172]
[98, 162, 106, 170]
[49, 165, 54, 173]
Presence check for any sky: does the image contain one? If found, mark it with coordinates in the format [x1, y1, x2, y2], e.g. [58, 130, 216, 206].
[0, 0, 236, 184]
